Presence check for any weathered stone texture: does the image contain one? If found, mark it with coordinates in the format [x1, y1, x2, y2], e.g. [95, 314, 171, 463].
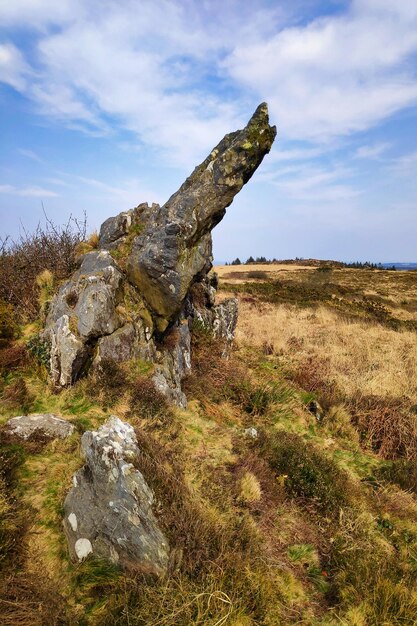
[127, 103, 276, 330]
[42, 103, 275, 405]
[5, 413, 74, 440]
[63, 416, 169, 575]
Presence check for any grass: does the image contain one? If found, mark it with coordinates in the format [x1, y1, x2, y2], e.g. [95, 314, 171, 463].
[1, 262, 417, 624]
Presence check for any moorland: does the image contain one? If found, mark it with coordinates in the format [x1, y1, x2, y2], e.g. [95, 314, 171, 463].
[1, 248, 417, 625]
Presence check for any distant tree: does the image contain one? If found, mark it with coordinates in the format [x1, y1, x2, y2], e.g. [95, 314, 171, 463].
[231, 258, 242, 265]
[246, 256, 255, 264]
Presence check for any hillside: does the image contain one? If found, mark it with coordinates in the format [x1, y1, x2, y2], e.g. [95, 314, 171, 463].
[1, 261, 417, 625]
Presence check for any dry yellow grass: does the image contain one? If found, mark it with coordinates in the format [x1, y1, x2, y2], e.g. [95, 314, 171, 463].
[215, 263, 316, 285]
[239, 471, 262, 503]
[216, 263, 315, 276]
[235, 301, 417, 402]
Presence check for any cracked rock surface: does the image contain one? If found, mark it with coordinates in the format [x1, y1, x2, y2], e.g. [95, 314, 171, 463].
[5, 413, 74, 440]
[42, 103, 275, 405]
[63, 416, 169, 575]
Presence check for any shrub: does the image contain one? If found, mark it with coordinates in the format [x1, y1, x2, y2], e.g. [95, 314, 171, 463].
[0, 572, 69, 625]
[226, 379, 292, 415]
[0, 343, 28, 373]
[246, 271, 269, 280]
[239, 471, 262, 504]
[1, 377, 33, 413]
[129, 376, 170, 420]
[325, 405, 359, 444]
[261, 431, 353, 512]
[377, 459, 417, 494]
[0, 300, 19, 346]
[349, 395, 417, 459]
[0, 441, 27, 571]
[35, 269, 54, 321]
[94, 358, 128, 407]
[326, 508, 417, 624]
[0, 213, 87, 321]
[185, 324, 292, 416]
[26, 334, 50, 367]
[291, 356, 342, 409]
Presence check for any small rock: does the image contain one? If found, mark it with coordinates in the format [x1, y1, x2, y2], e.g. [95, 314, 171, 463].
[308, 400, 323, 422]
[244, 427, 258, 439]
[5, 413, 74, 440]
[63, 416, 169, 575]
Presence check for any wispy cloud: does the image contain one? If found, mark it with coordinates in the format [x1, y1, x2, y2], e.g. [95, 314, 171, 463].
[18, 148, 45, 163]
[225, 2, 417, 141]
[0, 184, 59, 197]
[76, 175, 164, 206]
[258, 161, 360, 202]
[0, 1, 416, 165]
[0, 42, 30, 90]
[355, 143, 391, 159]
[388, 150, 417, 175]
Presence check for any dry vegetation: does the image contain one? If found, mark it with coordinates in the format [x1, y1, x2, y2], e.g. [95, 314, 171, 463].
[1, 243, 417, 624]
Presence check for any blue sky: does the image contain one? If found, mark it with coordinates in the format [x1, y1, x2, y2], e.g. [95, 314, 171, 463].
[1, 0, 417, 263]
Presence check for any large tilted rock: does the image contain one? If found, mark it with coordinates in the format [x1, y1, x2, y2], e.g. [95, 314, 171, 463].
[63, 416, 169, 574]
[43, 103, 276, 403]
[127, 103, 276, 332]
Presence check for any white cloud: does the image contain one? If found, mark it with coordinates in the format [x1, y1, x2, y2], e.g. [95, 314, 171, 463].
[389, 150, 417, 175]
[0, 0, 82, 28]
[76, 174, 164, 206]
[355, 143, 391, 159]
[0, 43, 29, 90]
[18, 148, 44, 163]
[0, 2, 324, 167]
[268, 145, 325, 162]
[224, 1, 417, 141]
[1, 0, 417, 166]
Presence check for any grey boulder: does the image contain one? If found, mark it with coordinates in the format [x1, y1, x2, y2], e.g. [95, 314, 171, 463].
[63, 416, 169, 575]
[44, 250, 124, 385]
[5, 413, 74, 440]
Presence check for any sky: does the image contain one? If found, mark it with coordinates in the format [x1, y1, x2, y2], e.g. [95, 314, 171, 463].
[1, 0, 417, 263]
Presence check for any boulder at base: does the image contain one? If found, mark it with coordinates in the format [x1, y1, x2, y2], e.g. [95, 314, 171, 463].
[5, 413, 74, 440]
[63, 416, 169, 575]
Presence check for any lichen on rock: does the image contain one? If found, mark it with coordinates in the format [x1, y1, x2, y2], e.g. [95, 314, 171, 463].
[63, 416, 169, 575]
[127, 102, 276, 329]
[42, 103, 276, 405]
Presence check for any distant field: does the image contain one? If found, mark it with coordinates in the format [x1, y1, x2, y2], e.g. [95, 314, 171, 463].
[216, 263, 417, 324]
[216, 262, 417, 443]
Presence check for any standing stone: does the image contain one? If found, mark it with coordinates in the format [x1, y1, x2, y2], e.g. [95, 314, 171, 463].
[42, 103, 276, 403]
[127, 103, 276, 331]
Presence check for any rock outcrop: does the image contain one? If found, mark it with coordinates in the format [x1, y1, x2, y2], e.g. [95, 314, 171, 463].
[5, 413, 74, 440]
[43, 103, 276, 405]
[63, 416, 169, 575]
[127, 102, 276, 331]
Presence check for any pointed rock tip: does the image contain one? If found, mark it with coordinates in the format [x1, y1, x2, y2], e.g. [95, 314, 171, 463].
[251, 101, 270, 120]
[247, 102, 276, 135]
